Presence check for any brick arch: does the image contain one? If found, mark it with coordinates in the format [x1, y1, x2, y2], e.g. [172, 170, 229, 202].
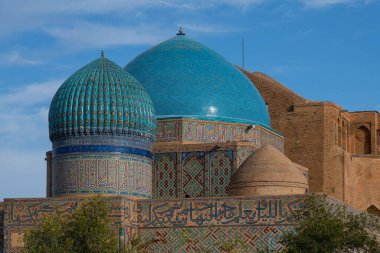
[366, 204, 380, 216]
[355, 126, 371, 154]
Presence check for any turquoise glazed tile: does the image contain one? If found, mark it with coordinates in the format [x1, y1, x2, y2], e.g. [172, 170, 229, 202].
[125, 34, 270, 127]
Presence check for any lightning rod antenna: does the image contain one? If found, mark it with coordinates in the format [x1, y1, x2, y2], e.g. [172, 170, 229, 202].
[242, 39, 245, 69]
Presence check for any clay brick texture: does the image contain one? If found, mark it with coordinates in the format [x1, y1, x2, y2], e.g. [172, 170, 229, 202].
[242, 69, 380, 210]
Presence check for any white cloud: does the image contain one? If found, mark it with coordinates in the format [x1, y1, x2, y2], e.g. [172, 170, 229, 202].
[0, 79, 62, 199]
[45, 23, 169, 49]
[183, 23, 246, 34]
[0, 0, 267, 39]
[0, 51, 42, 66]
[300, 0, 374, 8]
[0, 80, 61, 146]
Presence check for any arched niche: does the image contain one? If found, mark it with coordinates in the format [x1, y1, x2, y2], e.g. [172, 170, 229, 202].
[355, 126, 371, 154]
[367, 205, 380, 217]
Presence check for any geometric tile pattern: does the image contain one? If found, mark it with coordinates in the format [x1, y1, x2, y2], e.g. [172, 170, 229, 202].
[3, 195, 305, 253]
[156, 119, 284, 152]
[53, 144, 152, 158]
[52, 154, 152, 197]
[209, 150, 233, 197]
[139, 225, 292, 253]
[236, 146, 255, 168]
[182, 152, 205, 198]
[154, 149, 235, 198]
[154, 153, 177, 198]
[134, 197, 304, 227]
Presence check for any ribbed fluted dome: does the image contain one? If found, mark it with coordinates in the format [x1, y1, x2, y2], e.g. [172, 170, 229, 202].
[49, 56, 156, 141]
[125, 32, 270, 127]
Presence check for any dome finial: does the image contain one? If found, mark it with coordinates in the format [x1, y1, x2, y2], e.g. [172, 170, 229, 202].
[101, 50, 104, 58]
[176, 27, 185, 36]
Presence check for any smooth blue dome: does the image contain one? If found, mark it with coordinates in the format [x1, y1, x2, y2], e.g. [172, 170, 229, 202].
[125, 33, 270, 127]
[49, 56, 156, 141]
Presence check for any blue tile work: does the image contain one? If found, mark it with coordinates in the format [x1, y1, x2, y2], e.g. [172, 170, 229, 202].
[153, 153, 178, 198]
[52, 135, 153, 151]
[153, 149, 235, 199]
[52, 154, 152, 197]
[182, 152, 206, 198]
[48, 55, 157, 198]
[209, 150, 233, 197]
[2, 197, 137, 253]
[140, 226, 292, 252]
[53, 145, 152, 159]
[3, 195, 305, 253]
[49, 56, 156, 142]
[125, 34, 270, 127]
[156, 119, 284, 152]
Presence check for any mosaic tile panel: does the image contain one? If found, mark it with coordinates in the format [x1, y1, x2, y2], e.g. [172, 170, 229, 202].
[3, 197, 134, 253]
[156, 121, 182, 142]
[140, 225, 292, 253]
[156, 119, 284, 152]
[236, 146, 256, 168]
[154, 153, 178, 198]
[182, 152, 205, 198]
[53, 144, 152, 158]
[209, 150, 233, 197]
[134, 196, 304, 227]
[3, 195, 305, 253]
[52, 154, 152, 197]
[53, 135, 152, 151]
[49, 57, 156, 142]
[153, 149, 236, 199]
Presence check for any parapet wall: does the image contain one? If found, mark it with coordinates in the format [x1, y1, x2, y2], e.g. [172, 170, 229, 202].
[1, 202, 4, 253]
[2, 195, 305, 253]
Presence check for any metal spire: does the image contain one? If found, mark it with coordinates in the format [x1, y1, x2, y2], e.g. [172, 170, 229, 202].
[176, 27, 185, 36]
[101, 50, 104, 58]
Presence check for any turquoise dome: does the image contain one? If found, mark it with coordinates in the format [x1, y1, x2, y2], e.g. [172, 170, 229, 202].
[125, 33, 270, 127]
[49, 55, 156, 141]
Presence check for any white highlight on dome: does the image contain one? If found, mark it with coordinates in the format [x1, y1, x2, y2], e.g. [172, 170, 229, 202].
[207, 106, 217, 116]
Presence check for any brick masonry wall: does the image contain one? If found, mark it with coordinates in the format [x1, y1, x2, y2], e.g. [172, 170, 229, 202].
[1, 202, 4, 253]
[242, 69, 380, 210]
[2, 195, 305, 253]
[346, 156, 380, 209]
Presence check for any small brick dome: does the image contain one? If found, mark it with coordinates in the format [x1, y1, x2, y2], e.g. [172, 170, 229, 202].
[228, 145, 308, 197]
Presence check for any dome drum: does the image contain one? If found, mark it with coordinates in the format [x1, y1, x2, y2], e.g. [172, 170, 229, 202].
[48, 56, 156, 198]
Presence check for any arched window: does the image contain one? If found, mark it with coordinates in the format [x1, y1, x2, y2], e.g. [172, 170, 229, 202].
[377, 129, 380, 154]
[355, 126, 371, 154]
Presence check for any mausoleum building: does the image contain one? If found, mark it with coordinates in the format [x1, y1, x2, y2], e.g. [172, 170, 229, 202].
[0, 29, 378, 253]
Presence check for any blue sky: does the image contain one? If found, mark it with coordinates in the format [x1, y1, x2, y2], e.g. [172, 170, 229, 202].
[0, 0, 379, 200]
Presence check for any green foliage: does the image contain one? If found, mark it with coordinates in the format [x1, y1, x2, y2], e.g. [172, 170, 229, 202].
[24, 197, 117, 253]
[281, 194, 380, 253]
[23, 213, 73, 253]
